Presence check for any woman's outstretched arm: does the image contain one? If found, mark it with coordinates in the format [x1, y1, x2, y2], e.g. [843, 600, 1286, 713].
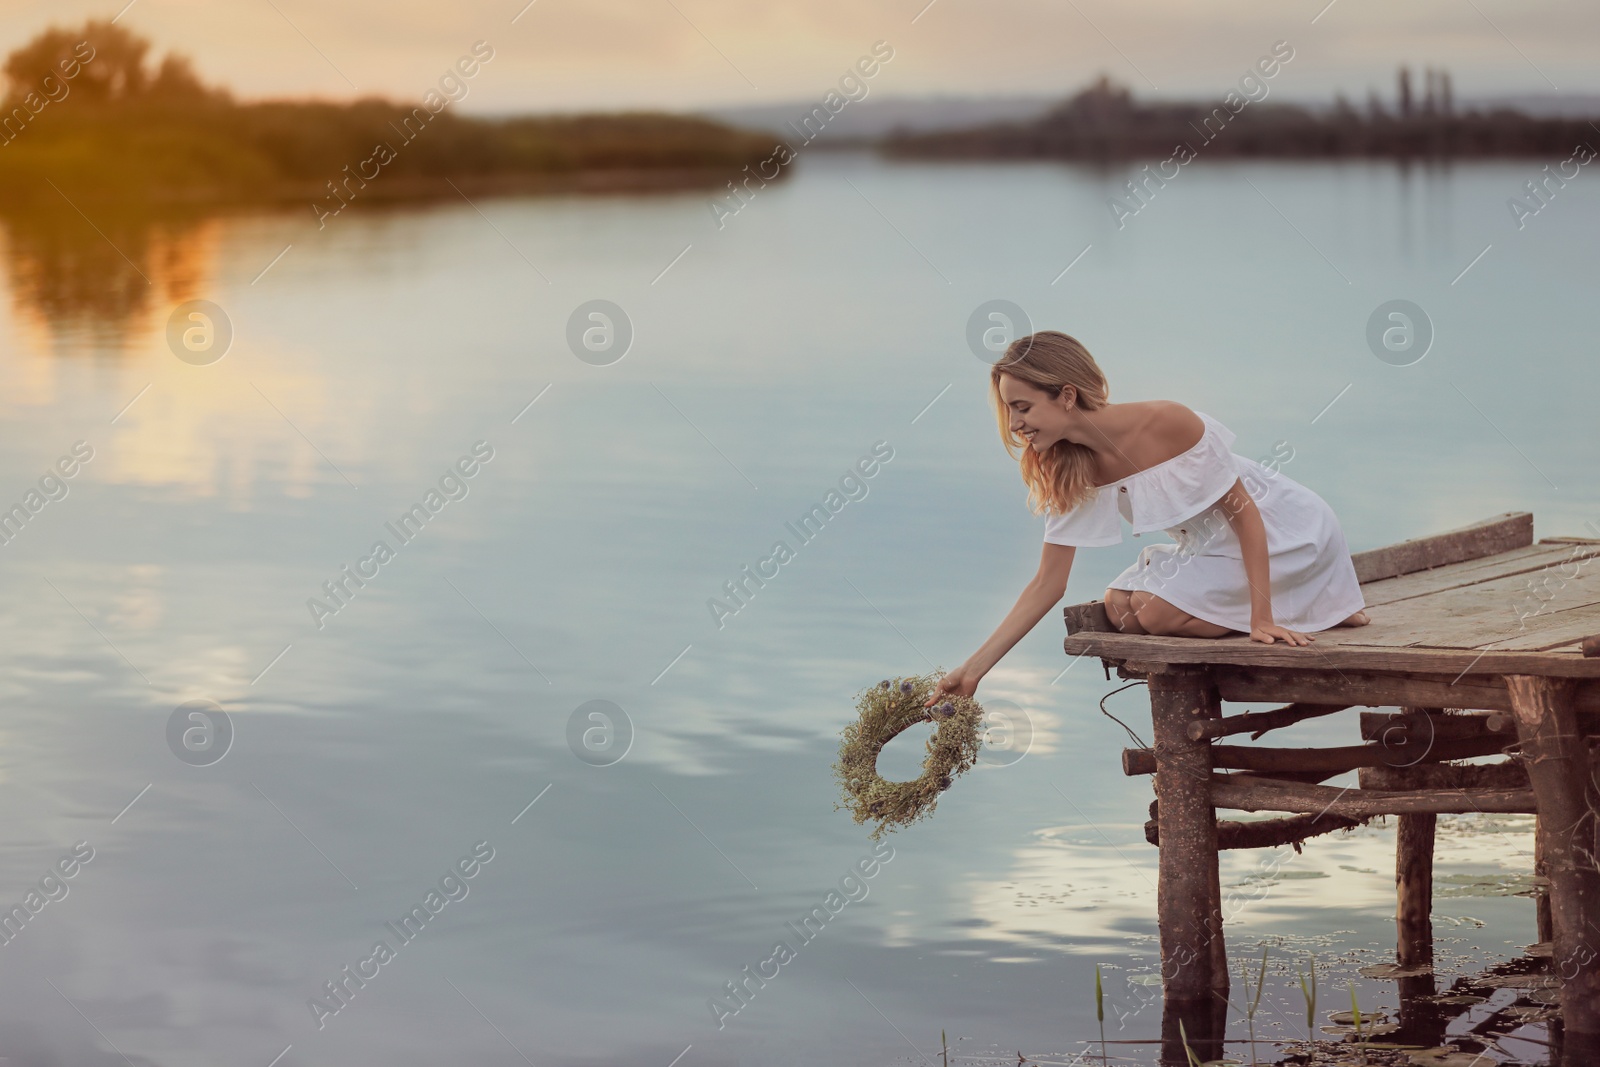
[1218, 478, 1312, 646]
[925, 542, 1075, 705]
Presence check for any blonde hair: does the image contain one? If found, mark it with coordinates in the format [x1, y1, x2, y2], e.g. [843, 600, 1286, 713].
[989, 330, 1110, 517]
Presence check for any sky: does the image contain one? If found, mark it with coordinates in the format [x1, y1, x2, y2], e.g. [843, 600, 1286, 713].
[2, 0, 1594, 114]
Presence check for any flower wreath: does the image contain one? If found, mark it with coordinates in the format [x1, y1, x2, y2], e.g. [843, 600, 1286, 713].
[833, 670, 985, 840]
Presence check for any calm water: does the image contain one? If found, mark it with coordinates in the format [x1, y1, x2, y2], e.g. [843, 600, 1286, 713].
[0, 151, 1593, 1066]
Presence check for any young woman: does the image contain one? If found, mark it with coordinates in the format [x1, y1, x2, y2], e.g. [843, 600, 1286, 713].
[928, 331, 1368, 706]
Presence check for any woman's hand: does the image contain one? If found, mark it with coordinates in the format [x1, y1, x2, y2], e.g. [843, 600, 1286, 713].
[1250, 621, 1314, 646]
[924, 664, 980, 706]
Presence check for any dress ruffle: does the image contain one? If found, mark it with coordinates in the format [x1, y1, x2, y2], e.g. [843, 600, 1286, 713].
[1042, 411, 1239, 546]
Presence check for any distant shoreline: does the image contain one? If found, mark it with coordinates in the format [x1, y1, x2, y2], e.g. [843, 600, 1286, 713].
[883, 117, 1600, 162]
[0, 99, 785, 212]
[881, 82, 1600, 163]
[0, 163, 768, 213]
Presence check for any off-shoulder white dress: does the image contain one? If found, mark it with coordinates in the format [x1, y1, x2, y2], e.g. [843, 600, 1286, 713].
[1041, 410, 1366, 633]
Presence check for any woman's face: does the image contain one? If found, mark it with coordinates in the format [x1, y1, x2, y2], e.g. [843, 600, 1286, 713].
[998, 374, 1073, 452]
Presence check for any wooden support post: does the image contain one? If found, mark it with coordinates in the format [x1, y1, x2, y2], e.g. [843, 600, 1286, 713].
[1159, 994, 1228, 1067]
[1396, 812, 1436, 968]
[1535, 814, 1555, 944]
[1395, 707, 1439, 970]
[1198, 679, 1228, 1003]
[1506, 674, 1600, 1044]
[1148, 665, 1225, 1006]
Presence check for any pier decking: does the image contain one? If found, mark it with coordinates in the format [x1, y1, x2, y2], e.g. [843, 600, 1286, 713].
[1061, 512, 1600, 1065]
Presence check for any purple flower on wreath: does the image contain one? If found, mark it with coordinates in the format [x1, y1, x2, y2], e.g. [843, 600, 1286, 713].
[899, 681, 913, 693]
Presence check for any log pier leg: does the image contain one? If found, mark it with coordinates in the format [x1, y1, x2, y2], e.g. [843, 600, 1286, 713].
[1535, 813, 1556, 944]
[1199, 680, 1228, 1002]
[1394, 706, 1441, 970]
[1393, 809, 1444, 1047]
[1506, 674, 1600, 1051]
[1396, 811, 1436, 968]
[1148, 666, 1225, 1011]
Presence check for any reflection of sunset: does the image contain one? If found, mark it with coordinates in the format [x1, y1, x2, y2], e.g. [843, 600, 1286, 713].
[0, 352, 353, 503]
[0, 209, 217, 348]
[150, 218, 212, 306]
[0, 211, 348, 502]
[101, 365, 338, 502]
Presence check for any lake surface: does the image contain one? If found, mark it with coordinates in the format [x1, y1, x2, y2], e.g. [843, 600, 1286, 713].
[0, 150, 1593, 1066]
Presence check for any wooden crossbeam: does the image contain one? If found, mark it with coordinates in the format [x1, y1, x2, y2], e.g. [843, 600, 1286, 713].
[1122, 732, 1512, 777]
[1187, 702, 1348, 740]
[1208, 773, 1536, 816]
[1359, 760, 1528, 791]
[1358, 709, 1510, 740]
[1144, 810, 1365, 850]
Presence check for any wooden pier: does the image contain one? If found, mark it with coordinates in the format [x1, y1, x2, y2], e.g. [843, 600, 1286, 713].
[1061, 512, 1600, 1065]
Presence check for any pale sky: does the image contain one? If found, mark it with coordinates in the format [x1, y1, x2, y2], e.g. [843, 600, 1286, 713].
[4, 0, 1593, 113]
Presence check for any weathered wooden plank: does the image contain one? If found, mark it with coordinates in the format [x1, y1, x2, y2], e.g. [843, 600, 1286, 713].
[1349, 512, 1532, 583]
[1061, 631, 1600, 676]
[1467, 602, 1600, 651]
[1358, 542, 1598, 608]
[1206, 665, 1600, 714]
[1062, 599, 1115, 634]
[1348, 565, 1600, 650]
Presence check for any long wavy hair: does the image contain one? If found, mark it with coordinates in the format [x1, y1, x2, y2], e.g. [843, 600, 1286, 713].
[989, 331, 1110, 517]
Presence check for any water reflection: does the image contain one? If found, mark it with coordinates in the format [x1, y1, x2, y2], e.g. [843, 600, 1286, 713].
[0, 204, 215, 350]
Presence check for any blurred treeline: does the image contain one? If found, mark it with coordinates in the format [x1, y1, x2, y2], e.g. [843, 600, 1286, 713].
[0, 19, 779, 207]
[886, 76, 1600, 161]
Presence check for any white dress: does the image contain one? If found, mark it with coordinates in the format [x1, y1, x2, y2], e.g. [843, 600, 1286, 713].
[1041, 410, 1366, 634]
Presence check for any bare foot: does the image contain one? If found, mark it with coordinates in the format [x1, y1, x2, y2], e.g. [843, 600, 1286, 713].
[1335, 610, 1370, 627]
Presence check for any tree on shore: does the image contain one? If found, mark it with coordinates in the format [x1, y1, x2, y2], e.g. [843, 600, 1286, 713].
[0, 17, 777, 209]
[3, 19, 226, 106]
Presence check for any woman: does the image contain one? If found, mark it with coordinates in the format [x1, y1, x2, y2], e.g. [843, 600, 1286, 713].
[927, 331, 1368, 706]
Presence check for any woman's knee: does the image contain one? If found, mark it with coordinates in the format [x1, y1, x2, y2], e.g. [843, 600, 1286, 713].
[1104, 587, 1147, 633]
[1132, 592, 1185, 634]
[1134, 594, 1235, 638]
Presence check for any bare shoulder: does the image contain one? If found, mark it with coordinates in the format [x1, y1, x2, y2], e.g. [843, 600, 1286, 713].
[1148, 400, 1205, 453]
[1095, 400, 1208, 482]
